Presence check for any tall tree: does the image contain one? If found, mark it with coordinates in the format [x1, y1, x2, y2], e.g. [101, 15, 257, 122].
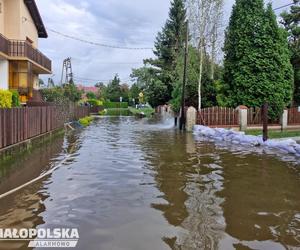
[143, 0, 187, 105]
[221, 0, 293, 118]
[171, 46, 219, 113]
[106, 74, 121, 102]
[281, 0, 300, 104]
[187, 0, 224, 110]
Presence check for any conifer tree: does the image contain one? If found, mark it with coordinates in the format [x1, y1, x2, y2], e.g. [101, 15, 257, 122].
[281, 0, 300, 104]
[222, 0, 293, 118]
[145, 0, 187, 104]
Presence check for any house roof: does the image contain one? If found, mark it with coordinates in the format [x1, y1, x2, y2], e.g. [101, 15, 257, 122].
[24, 0, 48, 38]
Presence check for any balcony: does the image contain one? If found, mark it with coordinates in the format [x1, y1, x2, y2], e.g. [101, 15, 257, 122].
[0, 34, 9, 55]
[9, 40, 51, 72]
[0, 34, 51, 72]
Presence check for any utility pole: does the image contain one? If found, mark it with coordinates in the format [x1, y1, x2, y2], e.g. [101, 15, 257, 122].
[180, 20, 189, 131]
[60, 57, 73, 85]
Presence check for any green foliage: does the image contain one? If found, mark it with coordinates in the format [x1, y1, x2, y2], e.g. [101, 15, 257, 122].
[79, 116, 94, 127]
[132, 0, 186, 107]
[105, 74, 122, 102]
[87, 99, 103, 107]
[105, 109, 131, 116]
[86, 92, 97, 99]
[171, 46, 218, 113]
[103, 102, 128, 109]
[128, 107, 155, 118]
[0, 90, 12, 108]
[281, 0, 300, 104]
[221, 0, 294, 119]
[98, 110, 106, 116]
[40, 87, 68, 105]
[129, 83, 141, 105]
[11, 90, 20, 107]
[63, 83, 82, 103]
[41, 84, 82, 104]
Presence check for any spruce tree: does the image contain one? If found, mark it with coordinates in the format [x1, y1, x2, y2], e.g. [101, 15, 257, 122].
[222, 0, 293, 118]
[281, 0, 300, 104]
[146, 0, 186, 104]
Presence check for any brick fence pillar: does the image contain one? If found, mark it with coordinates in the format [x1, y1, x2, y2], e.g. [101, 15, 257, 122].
[281, 109, 288, 130]
[237, 105, 248, 131]
[186, 106, 197, 132]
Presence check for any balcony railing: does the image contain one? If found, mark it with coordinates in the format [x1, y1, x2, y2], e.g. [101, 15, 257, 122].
[0, 34, 51, 72]
[0, 34, 9, 55]
[9, 40, 51, 72]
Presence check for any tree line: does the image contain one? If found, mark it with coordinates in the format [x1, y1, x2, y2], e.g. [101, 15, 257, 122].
[130, 0, 299, 119]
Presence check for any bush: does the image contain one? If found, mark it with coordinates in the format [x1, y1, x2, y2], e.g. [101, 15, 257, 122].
[79, 116, 94, 127]
[11, 90, 20, 107]
[0, 90, 12, 108]
[99, 110, 106, 116]
[103, 102, 128, 109]
[87, 99, 103, 107]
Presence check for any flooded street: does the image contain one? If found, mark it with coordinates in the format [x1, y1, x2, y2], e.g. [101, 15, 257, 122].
[0, 117, 300, 250]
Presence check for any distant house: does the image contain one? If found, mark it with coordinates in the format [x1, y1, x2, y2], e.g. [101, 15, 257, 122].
[77, 84, 99, 100]
[0, 0, 51, 103]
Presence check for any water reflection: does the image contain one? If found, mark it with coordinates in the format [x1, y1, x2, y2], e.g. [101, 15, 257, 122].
[0, 131, 82, 250]
[0, 117, 299, 250]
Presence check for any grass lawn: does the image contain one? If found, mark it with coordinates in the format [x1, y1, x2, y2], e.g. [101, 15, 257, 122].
[128, 107, 155, 118]
[245, 129, 300, 139]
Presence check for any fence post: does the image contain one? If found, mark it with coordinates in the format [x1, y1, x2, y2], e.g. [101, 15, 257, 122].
[237, 105, 248, 131]
[281, 109, 288, 130]
[186, 106, 197, 132]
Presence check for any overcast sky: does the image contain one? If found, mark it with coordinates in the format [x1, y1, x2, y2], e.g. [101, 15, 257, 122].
[36, 0, 292, 86]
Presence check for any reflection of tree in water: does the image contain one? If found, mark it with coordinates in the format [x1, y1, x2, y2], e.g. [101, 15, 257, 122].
[218, 152, 300, 248]
[139, 131, 225, 249]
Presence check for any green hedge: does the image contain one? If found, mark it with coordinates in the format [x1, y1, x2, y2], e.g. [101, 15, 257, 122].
[11, 90, 21, 107]
[0, 90, 12, 108]
[87, 99, 103, 107]
[103, 102, 128, 109]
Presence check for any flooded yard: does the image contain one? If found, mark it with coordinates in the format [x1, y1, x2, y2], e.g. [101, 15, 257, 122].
[0, 117, 299, 250]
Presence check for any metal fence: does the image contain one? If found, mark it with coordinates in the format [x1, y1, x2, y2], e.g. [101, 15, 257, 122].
[0, 106, 89, 150]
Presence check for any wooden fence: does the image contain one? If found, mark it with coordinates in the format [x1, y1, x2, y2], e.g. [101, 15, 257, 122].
[0, 106, 89, 150]
[197, 107, 239, 127]
[288, 107, 300, 125]
[247, 107, 262, 125]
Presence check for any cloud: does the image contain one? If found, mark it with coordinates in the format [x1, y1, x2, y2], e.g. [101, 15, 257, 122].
[36, 0, 293, 86]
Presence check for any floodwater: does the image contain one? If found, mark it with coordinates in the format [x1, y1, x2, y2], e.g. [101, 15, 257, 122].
[0, 117, 299, 250]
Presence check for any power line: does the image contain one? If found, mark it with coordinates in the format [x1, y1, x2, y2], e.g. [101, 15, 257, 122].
[48, 28, 154, 50]
[73, 76, 132, 83]
[273, 3, 295, 11]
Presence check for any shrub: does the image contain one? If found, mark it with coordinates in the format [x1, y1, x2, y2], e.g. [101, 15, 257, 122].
[11, 90, 20, 107]
[99, 110, 106, 116]
[87, 99, 103, 107]
[79, 116, 94, 127]
[103, 102, 128, 109]
[0, 90, 12, 108]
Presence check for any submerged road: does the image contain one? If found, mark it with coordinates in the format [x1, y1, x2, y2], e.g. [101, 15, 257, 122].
[0, 117, 299, 250]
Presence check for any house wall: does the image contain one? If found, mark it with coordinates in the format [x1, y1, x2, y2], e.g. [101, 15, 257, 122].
[0, 59, 9, 89]
[20, 0, 38, 47]
[3, 0, 38, 47]
[3, 0, 21, 40]
[0, 0, 4, 35]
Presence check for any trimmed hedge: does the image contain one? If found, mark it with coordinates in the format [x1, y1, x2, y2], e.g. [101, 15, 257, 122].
[0, 90, 12, 108]
[104, 102, 128, 109]
[87, 99, 103, 107]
